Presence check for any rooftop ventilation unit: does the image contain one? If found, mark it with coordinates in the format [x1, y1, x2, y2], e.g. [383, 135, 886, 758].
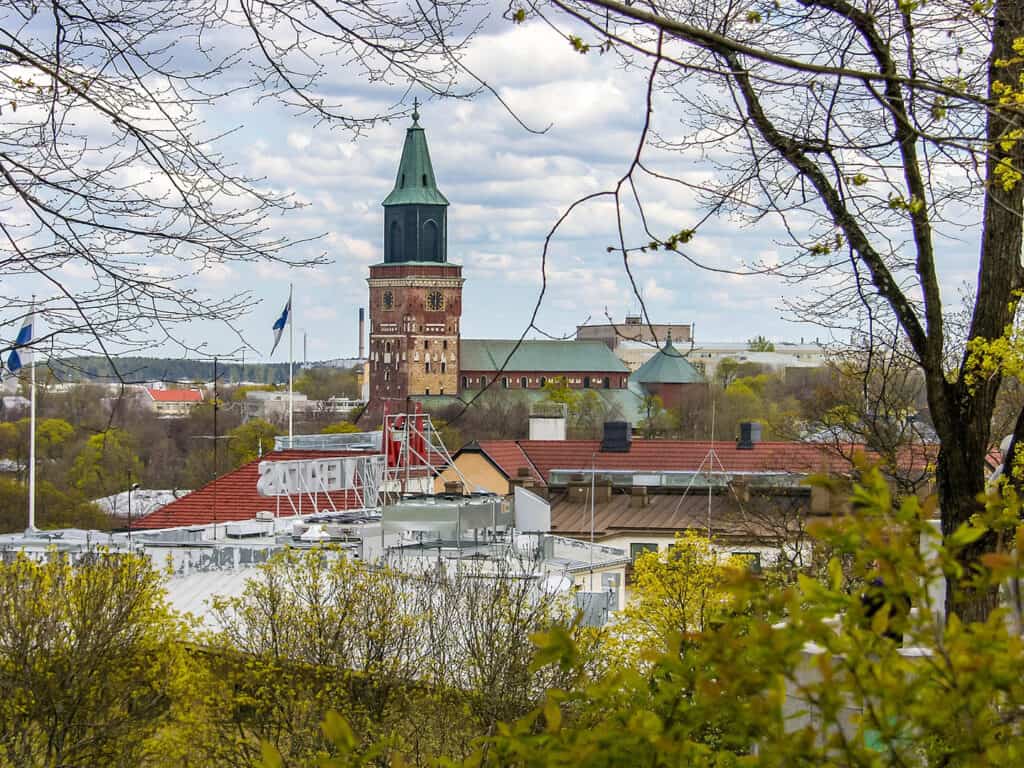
[600, 421, 632, 453]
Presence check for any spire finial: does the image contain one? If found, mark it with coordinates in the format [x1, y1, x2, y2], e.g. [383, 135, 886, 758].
[665, 328, 673, 347]
[412, 97, 420, 125]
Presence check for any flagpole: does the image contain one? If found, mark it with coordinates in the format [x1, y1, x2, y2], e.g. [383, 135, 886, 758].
[27, 304, 36, 532]
[288, 282, 294, 448]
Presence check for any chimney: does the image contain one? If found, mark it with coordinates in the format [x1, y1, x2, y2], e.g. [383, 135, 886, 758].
[736, 421, 762, 450]
[358, 307, 366, 359]
[510, 466, 534, 491]
[630, 485, 649, 508]
[601, 421, 632, 452]
[444, 480, 464, 495]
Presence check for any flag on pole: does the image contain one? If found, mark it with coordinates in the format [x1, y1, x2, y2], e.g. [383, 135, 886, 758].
[7, 311, 34, 375]
[270, 294, 291, 356]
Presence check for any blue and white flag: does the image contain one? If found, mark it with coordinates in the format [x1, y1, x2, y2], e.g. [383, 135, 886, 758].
[6, 311, 33, 375]
[270, 294, 291, 356]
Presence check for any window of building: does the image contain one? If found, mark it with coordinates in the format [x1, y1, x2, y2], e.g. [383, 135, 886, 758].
[443, 339, 448, 350]
[520, 377, 528, 388]
[385, 341, 391, 353]
[424, 340, 429, 349]
[425, 360, 431, 373]
[732, 552, 763, 573]
[603, 377, 610, 388]
[382, 291, 393, 309]
[425, 388, 430, 395]
[583, 376, 591, 388]
[501, 377, 509, 389]
[439, 387, 444, 395]
[441, 361, 446, 373]
[540, 376, 547, 387]
[630, 542, 658, 563]
[462, 376, 469, 389]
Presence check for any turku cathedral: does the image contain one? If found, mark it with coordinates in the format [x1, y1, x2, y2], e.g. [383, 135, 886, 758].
[364, 107, 704, 420]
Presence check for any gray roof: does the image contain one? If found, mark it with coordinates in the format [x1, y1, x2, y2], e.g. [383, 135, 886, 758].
[630, 336, 705, 384]
[461, 339, 629, 374]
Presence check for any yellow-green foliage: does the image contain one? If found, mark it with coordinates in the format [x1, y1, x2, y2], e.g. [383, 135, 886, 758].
[468, 465, 1024, 766]
[609, 532, 743, 665]
[0, 551, 187, 767]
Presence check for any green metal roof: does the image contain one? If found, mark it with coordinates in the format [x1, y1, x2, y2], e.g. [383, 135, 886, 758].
[382, 111, 449, 207]
[412, 387, 645, 422]
[630, 335, 706, 384]
[461, 339, 630, 374]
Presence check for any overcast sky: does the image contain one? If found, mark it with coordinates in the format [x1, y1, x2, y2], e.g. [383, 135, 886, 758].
[128, 8, 979, 364]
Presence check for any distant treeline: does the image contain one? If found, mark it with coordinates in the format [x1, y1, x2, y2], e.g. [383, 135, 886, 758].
[48, 357, 296, 385]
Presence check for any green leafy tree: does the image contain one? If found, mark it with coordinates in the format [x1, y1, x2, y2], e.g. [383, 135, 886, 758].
[227, 419, 279, 467]
[0, 551, 188, 766]
[747, 335, 776, 352]
[294, 367, 360, 401]
[0, 479, 111, 533]
[322, 421, 361, 434]
[610, 532, 741, 664]
[68, 430, 144, 500]
[469, 465, 1024, 766]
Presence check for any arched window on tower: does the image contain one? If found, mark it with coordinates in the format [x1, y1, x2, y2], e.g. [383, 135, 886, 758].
[389, 220, 402, 261]
[423, 220, 440, 262]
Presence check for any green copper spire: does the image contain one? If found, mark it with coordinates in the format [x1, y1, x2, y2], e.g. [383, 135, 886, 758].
[382, 101, 449, 207]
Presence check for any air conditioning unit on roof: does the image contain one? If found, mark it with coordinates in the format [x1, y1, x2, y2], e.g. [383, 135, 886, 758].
[255, 510, 274, 522]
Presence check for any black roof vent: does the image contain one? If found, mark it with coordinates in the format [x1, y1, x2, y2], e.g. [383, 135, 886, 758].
[601, 421, 632, 452]
[737, 421, 762, 450]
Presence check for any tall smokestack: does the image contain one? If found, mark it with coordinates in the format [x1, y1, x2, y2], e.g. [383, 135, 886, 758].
[358, 307, 365, 359]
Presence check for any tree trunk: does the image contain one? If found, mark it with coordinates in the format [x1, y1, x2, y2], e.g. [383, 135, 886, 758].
[933, 0, 1024, 622]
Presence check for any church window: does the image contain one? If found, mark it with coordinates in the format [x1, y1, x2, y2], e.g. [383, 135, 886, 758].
[385, 341, 391, 353]
[423, 221, 440, 261]
[382, 291, 394, 309]
[389, 221, 402, 261]
[427, 289, 444, 311]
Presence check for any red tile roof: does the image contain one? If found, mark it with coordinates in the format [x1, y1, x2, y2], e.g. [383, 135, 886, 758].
[471, 441, 545, 486]
[469, 439, 934, 485]
[132, 450, 374, 530]
[146, 388, 204, 403]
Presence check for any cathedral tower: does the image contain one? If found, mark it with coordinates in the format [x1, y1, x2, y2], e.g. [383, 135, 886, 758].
[367, 105, 463, 408]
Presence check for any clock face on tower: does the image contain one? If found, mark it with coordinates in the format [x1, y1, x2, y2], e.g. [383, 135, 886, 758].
[427, 290, 444, 311]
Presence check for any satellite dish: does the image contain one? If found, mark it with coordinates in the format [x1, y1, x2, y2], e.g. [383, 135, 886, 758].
[538, 573, 573, 594]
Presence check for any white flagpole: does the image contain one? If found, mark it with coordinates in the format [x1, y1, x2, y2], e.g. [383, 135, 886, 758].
[27, 305, 36, 532]
[288, 283, 294, 448]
